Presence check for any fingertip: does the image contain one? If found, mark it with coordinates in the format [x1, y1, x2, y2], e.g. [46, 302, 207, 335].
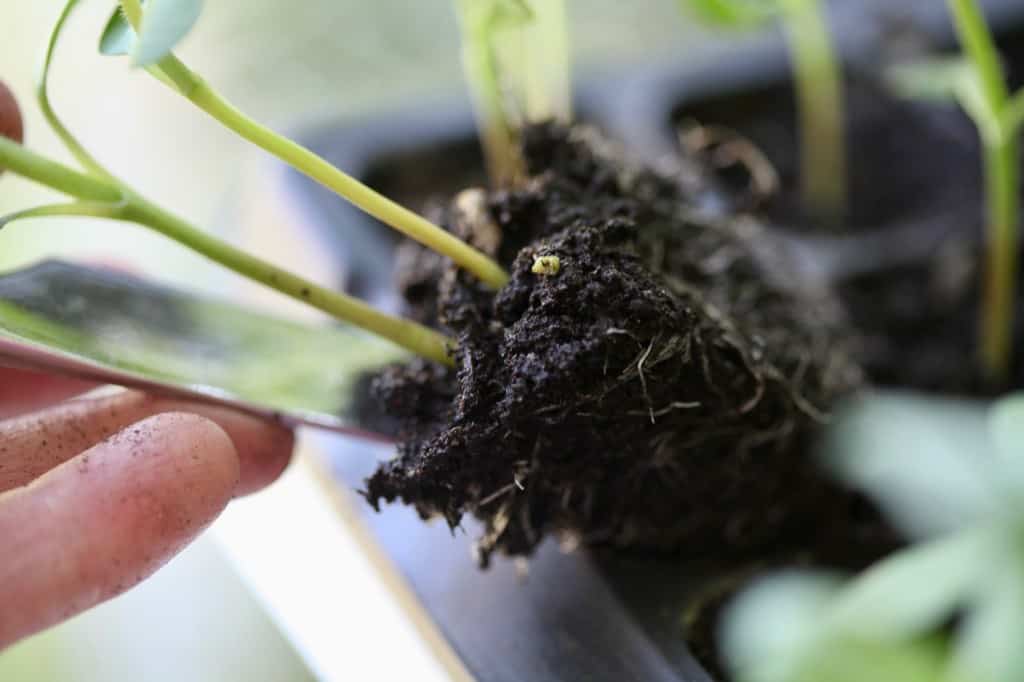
[138, 412, 242, 510]
[150, 403, 294, 496]
[0, 413, 241, 647]
[234, 421, 294, 496]
[0, 390, 292, 497]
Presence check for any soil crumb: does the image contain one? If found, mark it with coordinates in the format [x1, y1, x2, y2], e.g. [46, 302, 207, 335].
[364, 124, 867, 566]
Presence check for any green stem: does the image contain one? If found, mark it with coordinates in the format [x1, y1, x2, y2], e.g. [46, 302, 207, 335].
[0, 137, 122, 202]
[121, 0, 507, 288]
[948, 0, 1009, 107]
[116, 2, 507, 288]
[453, 1, 529, 186]
[38, 0, 113, 180]
[948, 0, 1018, 382]
[1, 201, 126, 228]
[120, 0, 142, 26]
[524, 0, 572, 124]
[979, 135, 1019, 382]
[156, 55, 506, 288]
[0, 137, 455, 366]
[463, 39, 522, 185]
[122, 196, 455, 365]
[782, 0, 847, 224]
[1001, 89, 1024, 134]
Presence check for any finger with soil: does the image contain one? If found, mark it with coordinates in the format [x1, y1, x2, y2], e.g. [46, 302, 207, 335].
[0, 389, 293, 495]
[0, 413, 238, 650]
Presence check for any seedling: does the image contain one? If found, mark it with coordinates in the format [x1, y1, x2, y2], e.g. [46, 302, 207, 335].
[453, 0, 571, 185]
[886, 0, 1023, 383]
[0, 0, 520, 367]
[722, 391, 1024, 682]
[531, 254, 561, 275]
[678, 0, 847, 223]
[101, 0, 506, 289]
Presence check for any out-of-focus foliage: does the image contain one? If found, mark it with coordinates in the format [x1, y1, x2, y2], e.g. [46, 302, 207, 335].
[677, 0, 778, 29]
[723, 392, 1024, 682]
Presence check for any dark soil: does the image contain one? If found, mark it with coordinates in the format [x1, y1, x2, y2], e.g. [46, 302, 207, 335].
[838, 238, 1024, 394]
[673, 76, 982, 232]
[362, 123, 881, 567]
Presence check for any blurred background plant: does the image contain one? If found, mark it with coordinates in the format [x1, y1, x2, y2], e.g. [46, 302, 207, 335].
[885, 0, 1023, 384]
[722, 391, 1024, 682]
[677, 0, 847, 223]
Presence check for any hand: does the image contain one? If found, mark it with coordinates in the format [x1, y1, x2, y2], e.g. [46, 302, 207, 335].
[0, 366, 294, 650]
[0, 79, 22, 149]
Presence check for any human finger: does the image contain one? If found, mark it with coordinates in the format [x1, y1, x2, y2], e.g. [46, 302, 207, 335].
[0, 390, 293, 495]
[0, 366, 97, 419]
[0, 413, 239, 650]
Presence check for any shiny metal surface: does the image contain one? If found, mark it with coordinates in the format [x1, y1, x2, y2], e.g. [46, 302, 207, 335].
[0, 260, 400, 439]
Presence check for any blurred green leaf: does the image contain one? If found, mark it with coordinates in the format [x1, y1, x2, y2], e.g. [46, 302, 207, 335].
[950, 552, 1024, 682]
[133, 0, 203, 66]
[722, 571, 843, 682]
[793, 637, 948, 682]
[99, 6, 134, 56]
[677, 0, 778, 29]
[885, 58, 973, 102]
[990, 393, 1024, 485]
[823, 394, 997, 538]
[826, 530, 995, 639]
[886, 58, 1000, 145]
[726, 391, 1024, 682]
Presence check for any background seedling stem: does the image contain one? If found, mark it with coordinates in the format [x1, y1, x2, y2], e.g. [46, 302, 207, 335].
[783, 0, 847, 223]
[948, 0, 1020, 382]
[678, 0, 848, 223]
[454, 1, 571, 186]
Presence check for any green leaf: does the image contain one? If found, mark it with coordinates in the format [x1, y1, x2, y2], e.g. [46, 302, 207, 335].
[99, 1, 202, 65]
[677, 0, 778, 29]
[823, 394, 998, 538]
[133, 0, 203, 66]
[99, 6, 134, 56]
[826, 530, 996, 639]
[721, 571, 843, 682]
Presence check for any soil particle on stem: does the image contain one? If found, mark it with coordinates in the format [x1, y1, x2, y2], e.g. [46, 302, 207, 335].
[365, 123, 867, 566]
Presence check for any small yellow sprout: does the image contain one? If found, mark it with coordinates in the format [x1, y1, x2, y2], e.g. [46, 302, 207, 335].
[531, 254, 561, 276]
